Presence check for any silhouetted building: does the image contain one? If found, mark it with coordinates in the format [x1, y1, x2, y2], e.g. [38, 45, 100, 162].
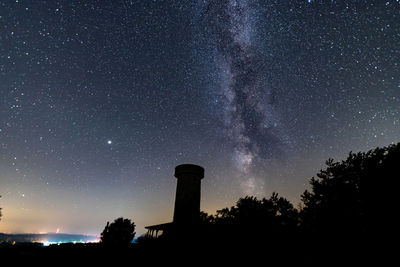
[145, 164, 204, 238]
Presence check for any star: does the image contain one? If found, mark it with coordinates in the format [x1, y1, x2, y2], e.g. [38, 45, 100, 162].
[107, 140, 112, 145]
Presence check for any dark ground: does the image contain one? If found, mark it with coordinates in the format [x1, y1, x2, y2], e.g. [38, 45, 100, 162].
[0, 234, 390, 266]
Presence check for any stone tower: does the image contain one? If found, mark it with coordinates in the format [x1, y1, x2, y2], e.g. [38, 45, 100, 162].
[173, 164, 204, 224]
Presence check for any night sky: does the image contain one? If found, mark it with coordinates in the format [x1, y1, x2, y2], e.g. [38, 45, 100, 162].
[0, 0, 399, 236]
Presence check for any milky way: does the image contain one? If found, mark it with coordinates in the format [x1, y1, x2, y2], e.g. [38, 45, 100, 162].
[198, 0, 291, 193]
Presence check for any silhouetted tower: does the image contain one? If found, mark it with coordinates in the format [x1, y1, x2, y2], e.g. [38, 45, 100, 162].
[173, 164, 204, 224]
[145, 164, 205, 237]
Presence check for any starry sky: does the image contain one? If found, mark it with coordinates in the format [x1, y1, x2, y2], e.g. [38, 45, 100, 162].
[0, 0, 399, 236]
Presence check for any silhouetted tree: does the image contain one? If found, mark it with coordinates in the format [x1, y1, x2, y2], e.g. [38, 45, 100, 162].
[300, 142, 399, 237]
[100, 217, 136, 247]
[199, 211, 215, 224]
[0, 195, 2, 222]
[212, 193, 299, 240]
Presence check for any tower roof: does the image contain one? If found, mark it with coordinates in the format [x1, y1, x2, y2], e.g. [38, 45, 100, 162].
[174, 164, 204, 179]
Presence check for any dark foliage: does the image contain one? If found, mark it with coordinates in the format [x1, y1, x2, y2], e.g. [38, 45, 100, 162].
[300, 142, 399, 237]
[100, 217, 136, 247]
[213, 193, 298, 233]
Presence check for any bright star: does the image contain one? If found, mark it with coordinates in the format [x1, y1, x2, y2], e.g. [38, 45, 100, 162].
[107, 140, 112, 145]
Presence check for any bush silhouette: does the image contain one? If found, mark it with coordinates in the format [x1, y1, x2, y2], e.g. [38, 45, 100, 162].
[215, 193, 298, 229]
[100, 217, 136, 247]
[198, 193, 299, 247]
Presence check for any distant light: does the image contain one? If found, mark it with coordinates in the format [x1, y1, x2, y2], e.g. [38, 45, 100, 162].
[107, 140, 112, 145]
[41, 239, 100, 246]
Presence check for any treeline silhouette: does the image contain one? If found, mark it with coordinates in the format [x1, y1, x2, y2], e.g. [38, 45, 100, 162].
[136, 142, 399, 264]
[1, 143, 398, 263]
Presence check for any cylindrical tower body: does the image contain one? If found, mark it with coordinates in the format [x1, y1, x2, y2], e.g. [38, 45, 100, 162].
[173, 164, 204, 224]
